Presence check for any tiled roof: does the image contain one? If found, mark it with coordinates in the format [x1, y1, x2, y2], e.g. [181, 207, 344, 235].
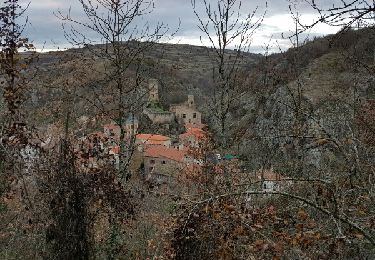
[179, 127, 206, 140]
[145, 140, 169, 145]
[137, 134, 171, 142]
[144, 145, 186, 162]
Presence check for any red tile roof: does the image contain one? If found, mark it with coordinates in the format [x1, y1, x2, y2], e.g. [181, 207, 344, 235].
[136, 134, 171, 145]
[179, 127, 206, 140]
[137, 134, 170, 141]
[144, 145, 186, 162]
[146, 140, 168, 145]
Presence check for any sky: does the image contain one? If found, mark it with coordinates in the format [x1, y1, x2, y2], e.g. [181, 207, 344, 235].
[22, 0, 341, 53]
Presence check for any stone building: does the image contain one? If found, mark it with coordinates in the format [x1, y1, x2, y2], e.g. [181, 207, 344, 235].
[143, 79, 203, 127]
[143, 79, 175, 124]
[143, 145, 186, 183]
[143, 109, 175, 124]
[136, 134, 172, 150]
[125, 114, 139, 137]
[170, 95, 202, 125]
[148, 78, 159, 102]
[103, 115, 139, 142]
[179, 126, 206, 149]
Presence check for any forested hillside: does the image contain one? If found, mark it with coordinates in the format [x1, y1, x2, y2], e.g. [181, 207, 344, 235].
[1, 0, 375, 259]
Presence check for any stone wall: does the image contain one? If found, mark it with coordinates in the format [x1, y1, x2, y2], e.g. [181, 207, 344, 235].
[172, 105, 202, 125]
[143, 108, 175, 124]
[144, 156, 181, 182]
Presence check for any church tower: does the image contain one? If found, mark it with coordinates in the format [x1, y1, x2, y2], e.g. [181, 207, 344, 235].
[125, 114, 139, 137]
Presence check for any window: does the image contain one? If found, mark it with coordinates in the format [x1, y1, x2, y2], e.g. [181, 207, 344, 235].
[182, 114, 186, 119]
[162, 161, 166, 164]
[193, 113, 197, 118]
[150, 159, 155, 164]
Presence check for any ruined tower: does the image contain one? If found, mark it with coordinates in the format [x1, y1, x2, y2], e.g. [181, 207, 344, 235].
[148, 79, 159, 102]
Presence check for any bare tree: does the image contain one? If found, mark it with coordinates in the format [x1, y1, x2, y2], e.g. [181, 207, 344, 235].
[305, 0, 375, 65]
[170, 2, 375, 258]
[56, 0, 170, 180]
[305, 0, 375, 29]
[191, 0, 265, 147]
[0, 0, 35, 130]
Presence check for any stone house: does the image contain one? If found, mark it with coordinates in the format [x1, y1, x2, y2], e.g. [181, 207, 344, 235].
[143, 145, 187, 183]
[179, 126, 206, 149]
[136, 134, 172, 150]
[170, 95, 202, 125]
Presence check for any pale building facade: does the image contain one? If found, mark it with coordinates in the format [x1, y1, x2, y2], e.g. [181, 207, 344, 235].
[125, 114, 139, 137]
[170, 95, 202, 125]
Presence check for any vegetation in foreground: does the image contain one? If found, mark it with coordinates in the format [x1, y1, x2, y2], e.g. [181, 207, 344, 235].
[1, 0, 375, 259]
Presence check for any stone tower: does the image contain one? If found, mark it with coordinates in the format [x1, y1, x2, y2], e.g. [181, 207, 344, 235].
[148, 79, 159, 102]
[187, 94, 195, 108]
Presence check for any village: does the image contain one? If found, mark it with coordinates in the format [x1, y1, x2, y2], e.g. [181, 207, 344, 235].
[70, 79, 288, 191]
[2, 0, 375, 257]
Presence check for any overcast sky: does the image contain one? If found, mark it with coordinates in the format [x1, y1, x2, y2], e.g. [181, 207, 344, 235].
[22, 0, 340, 53]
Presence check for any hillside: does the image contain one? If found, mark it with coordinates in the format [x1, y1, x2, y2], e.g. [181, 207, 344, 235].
[23, 42, 260, 129]
[1, 19, 375, 259]
[234, 28, 375, 175]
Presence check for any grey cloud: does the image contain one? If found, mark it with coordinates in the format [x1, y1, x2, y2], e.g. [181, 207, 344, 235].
[23, 0, 342, 50]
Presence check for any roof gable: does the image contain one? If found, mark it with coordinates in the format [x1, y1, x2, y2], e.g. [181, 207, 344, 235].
[144, 145, 186, 162]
